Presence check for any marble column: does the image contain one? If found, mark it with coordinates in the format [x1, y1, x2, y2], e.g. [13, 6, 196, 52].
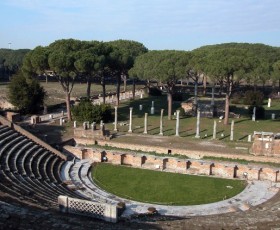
[212, 120, 217, 139]
[194, 82, 198, 105]
[195, 109, 200, 138]
[175, 110, 180, 136]
[114, 106, 118, 131]
[159, 109, 164, 135]
[143, 113, 148, 134]
[252, 107, 256, 121]
[230, 120, 234, 141]
[268, 98, 271, 107]
[248, 134, 252, 142]
[151, 101, 155, 115]
[128, 107, 133, 133]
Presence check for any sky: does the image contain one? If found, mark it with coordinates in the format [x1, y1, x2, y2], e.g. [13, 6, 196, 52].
[1, 0, 280, 51]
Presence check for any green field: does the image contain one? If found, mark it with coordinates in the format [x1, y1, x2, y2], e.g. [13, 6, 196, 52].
[92, 163, 246, 205]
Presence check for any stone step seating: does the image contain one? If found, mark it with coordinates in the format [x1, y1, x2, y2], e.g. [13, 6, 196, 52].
[0, 136, 26, 170]
[5, 138, 30, 172]
[0, 131, 18, 146]
[0, 170, 50, 205]
[0, 125, 12, 135]
[62, 159, 119, 204]
[0, 169, 57, 207]
[15, 144, 39, 175]
[0, 125, 84, 208]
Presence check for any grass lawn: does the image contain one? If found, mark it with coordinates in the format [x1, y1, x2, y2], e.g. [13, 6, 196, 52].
[92, 163, 246, 205]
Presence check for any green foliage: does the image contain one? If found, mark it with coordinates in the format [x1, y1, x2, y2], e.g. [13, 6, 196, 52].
[8, 73, 46, 114]
[248, 105, 265, 119]
[71, 100, 112, 123]
[148, 87, 162, 96]
[244, 90, 264, 106]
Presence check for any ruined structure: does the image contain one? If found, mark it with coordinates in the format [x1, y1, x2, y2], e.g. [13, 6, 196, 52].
[251, 131, 280, 157]
[64, 146, 280, 183]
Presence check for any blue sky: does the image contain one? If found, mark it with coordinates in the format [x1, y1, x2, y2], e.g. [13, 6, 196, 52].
[1, 0, 280, 50]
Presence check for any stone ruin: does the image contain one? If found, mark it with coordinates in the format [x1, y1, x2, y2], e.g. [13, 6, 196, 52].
[251, 131, 280, 157]
[181, 97, 223, 118]
[73, 121, 112, 141]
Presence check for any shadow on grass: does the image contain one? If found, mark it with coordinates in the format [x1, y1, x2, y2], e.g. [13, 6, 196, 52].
[219, 135, 230, 140]
[239, 135, 249, 141]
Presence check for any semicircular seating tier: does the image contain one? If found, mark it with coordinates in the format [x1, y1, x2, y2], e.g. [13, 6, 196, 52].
[0, 124, 89, 209]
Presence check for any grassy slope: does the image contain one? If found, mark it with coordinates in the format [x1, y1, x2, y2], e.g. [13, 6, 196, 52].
[92, 163, 246, 205]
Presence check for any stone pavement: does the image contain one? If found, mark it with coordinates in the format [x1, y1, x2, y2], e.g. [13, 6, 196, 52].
[122, 180, 279, 217]
[61, 160, 279, 218]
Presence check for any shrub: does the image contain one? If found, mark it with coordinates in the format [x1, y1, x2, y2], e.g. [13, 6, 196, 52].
[248, 105, 265, 119]
[8, 73, 46, 114]
[243, 90, 264, 106]
[71, 100, 112, 123]
[148, 87, 162, 96]
[177, 107, 186, 117]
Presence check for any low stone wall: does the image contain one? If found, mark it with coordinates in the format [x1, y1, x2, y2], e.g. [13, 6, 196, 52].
[0, 115, 67, 160]
[74, 137, 280, 164]
[58, 196, 118, 223]
[65, 145, 280, 182]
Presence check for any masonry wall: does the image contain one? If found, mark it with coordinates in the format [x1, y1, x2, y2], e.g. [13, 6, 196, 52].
[79, 139, 280, 164]
[67, 146, 280, 182]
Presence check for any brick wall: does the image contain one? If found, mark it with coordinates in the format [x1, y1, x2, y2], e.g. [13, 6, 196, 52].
[66, 145, 280, 182]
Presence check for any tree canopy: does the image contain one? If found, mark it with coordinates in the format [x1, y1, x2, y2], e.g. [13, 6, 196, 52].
[130, 50, 190, 119]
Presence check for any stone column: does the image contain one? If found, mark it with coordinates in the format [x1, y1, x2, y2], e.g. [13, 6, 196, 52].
[230, 120, 234, 141]
[114, 106, 118, 131]
[175, 110, 180, 136]
[91, 122, 96, 131]
[212, 120, 217, 139]
[195, 109, 200, 138]
[143, 113, 148, 134]
[59, 118, 63, 126]
[194, 82, 198, 105]
[159, 109, 164, 135]
[150, 101, 155, 115]
[128, 107, 133, 133]
[73, 121, 77, 128]
[248, 134, 252, 142]
[268, 98, 271, 107]
[252, 107, 256, 121]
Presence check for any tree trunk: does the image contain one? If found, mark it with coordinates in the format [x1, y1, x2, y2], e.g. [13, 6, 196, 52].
[254, 83, 257, 92]
[132, 79, 135, 100]
[102, 80, 106, 104]
[65, 92, 72, 121]
[86, 77, 91, 98]
[46, 75, 48, 84]
[224, 93, 230, 125]
[167, 92, 173, 120]
[203, 75, 207, 96]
